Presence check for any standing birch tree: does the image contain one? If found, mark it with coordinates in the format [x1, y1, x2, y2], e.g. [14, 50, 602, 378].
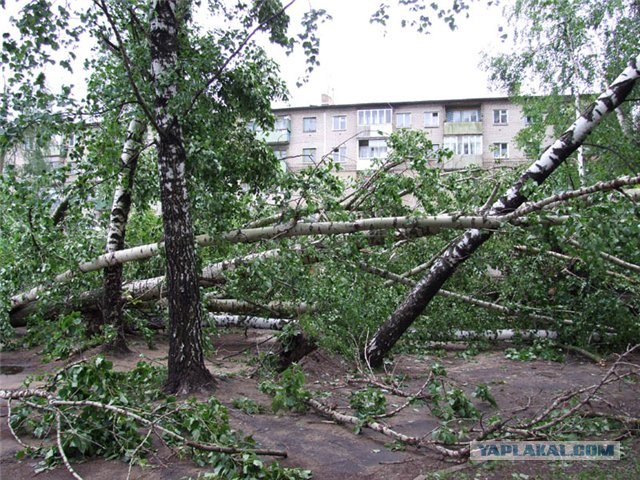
[148, 0, 215, 393]
[102, 117, 146, 354]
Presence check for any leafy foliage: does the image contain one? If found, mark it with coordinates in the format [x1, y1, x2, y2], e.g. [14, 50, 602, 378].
[349, 387, 387, 419]
[472, 383, 498, 409]
[11, 356, 311, 478]
[232, 397, 268, 415]
[12, 357, 165, 466]
[259, 364, 311, 413]
[504, 339, 565, 362]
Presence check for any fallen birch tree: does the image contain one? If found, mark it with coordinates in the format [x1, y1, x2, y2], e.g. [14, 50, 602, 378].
[364, 54, 640, 367]
[207, 313, 290, 330]
[12, 171, 639, 317]
[6, 215, 528, 309]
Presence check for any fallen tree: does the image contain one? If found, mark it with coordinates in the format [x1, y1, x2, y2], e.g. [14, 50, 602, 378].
[364, 54, 640, 367]
[11, 171, 639, 321]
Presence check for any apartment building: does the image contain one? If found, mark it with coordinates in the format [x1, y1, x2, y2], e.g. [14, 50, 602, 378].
[3, 132, 75, 173]
[5, 96, 529, 177]
[261, 96, 530, 175]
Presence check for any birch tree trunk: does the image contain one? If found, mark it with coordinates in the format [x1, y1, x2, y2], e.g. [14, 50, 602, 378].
[364, 55, 640, 368]
[150, 0, 215, 393]
[102, 117, 145, 353]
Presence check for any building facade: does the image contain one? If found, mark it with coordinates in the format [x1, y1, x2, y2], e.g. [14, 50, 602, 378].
[5, 97, 529, 176]
[262, 96, 530, 175]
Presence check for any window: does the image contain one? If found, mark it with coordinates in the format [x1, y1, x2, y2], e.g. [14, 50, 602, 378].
[273, 148, 287, 171]
[446, 108, 480, 123]
[273, 148, 287, 160]
[358, 108, 392, 126]
[302, 148, 317, 163]
[358, 139, 388, 159]
[396, 112, 411, 128]
[443, 135, 483, 156]
[492, 142, 509, 159]
[303, 117, 317, 133]
[332, 146, 347, 163]
[523, 115, 534, 125]
[424, 111, 439, 127]
[332, 115, 347, 131]
[493, 109, 508, 124]
[275, 116, 290, 131]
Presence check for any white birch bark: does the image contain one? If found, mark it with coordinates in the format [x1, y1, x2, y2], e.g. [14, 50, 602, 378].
[6, 216, 511, 310]
[102, 117, 146, 349]
[453, 329, 557, 340]
[204, 297, 312, 316]
[207, 314, 290, 330]
[7, 214, 562, 310]
[105, 118, 146, 253]
[364, 54, 640, 367]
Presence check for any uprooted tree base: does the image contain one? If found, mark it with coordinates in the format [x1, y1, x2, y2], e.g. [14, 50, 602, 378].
[2, 330, 640, 480]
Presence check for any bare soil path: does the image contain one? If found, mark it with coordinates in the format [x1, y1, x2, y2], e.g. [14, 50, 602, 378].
[1, 330, 639, 479]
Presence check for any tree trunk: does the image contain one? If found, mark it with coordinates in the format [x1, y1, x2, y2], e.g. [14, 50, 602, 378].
[150, 0, 215, 394]
[364, 55, 640, 367]
[102, 117, 145, 353]
[208, 314, 290, 330]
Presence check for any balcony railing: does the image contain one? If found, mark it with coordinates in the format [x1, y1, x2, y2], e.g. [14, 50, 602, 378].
[357, 123, 393, 138]
[439, 154, 483, 170]
[443, 121, 483, 135]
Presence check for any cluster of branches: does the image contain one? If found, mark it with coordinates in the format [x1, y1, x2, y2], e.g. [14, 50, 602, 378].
[307, 344, 640, 459]
[2, 0, 639, 396]
[8, 52, 640, 364]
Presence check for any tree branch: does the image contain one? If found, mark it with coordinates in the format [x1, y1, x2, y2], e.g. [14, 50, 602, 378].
[93, 0, 159, 132]
[0, 389, 288, 458]
[184, 0, 298, 117]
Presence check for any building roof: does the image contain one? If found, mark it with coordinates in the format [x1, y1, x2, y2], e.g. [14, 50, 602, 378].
[272, 96, 512, 113]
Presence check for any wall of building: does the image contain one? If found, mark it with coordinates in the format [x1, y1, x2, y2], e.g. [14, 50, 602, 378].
[269, 97, 530, 175]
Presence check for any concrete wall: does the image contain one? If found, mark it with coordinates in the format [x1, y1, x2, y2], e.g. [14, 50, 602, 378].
[273, 97, 530, 175]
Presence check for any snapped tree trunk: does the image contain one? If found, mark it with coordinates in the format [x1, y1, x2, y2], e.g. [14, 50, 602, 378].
[102, 117, 145, 353]
[364, 54, 640, 367]
[150, 0, 215, 394]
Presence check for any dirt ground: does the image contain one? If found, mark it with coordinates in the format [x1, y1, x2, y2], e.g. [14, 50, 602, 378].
[1, 330, 639, 480]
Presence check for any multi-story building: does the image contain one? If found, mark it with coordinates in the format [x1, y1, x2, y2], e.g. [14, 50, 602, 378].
[262, 95, 530, 176]
[5, 96, 530, 177]
[2, 133, 74, 172]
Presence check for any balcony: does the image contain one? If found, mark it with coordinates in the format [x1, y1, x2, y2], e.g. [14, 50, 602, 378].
[440, 155, 483, 170]
[357, 123, 393, 138]
[253, 116, 291, 145]
[257, 129, 291, 145]
[443, 121, 483, 135]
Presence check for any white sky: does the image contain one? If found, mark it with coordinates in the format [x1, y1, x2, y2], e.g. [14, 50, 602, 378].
[270, 0, 511, 107]
[0, 1, 512, 108]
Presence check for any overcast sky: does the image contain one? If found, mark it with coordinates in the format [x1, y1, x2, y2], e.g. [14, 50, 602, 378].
[270, 0, 511, 107]
[1, 1, 511, 108]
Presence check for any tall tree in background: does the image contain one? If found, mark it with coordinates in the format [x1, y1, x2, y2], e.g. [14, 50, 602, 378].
[485, 0, 640, 177]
